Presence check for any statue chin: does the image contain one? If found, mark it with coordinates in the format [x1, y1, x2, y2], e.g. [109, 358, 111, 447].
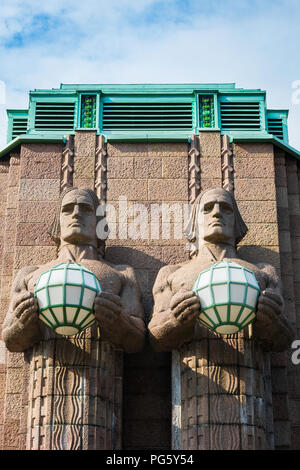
[61, 232, 94, 245]
[203, 232, 233, 244]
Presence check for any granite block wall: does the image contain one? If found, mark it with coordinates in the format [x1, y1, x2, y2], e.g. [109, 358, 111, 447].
[0, 131, 299, 449]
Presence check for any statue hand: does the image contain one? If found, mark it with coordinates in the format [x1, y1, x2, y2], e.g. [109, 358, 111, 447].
[94, 291, 123, 330]
[12, 291, 39, 327]
[170, 290, 200, 326]
[256, 289, 283, 324]
[254, 288, 294, 350]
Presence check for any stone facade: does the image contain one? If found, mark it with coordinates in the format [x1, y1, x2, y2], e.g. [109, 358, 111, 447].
[0, 130, 299, 449]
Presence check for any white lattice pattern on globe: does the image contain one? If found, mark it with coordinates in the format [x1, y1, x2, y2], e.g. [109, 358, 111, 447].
[193, 260, 260, 335]
[34, 261, 102, 336]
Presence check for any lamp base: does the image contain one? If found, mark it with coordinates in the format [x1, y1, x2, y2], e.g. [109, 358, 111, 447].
[55, 325, 80, 336]
[214, 324, 240, 335]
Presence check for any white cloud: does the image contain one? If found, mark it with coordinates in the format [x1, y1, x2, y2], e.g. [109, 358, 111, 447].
[0, 0, 300, 150]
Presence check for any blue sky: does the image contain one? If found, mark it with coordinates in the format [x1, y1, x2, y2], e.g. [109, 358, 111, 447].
[1, 0, 300, 149]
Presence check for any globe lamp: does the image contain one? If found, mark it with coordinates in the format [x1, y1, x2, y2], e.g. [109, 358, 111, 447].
[193, 261, 260, 335]
[34, 261, 102, 336]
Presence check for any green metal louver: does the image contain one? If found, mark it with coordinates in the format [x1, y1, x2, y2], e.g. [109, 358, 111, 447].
[267, 118, 284, 140]
[102, 102, 193, 131]
[7, 110, 28, 142]
[34, 102, 75, 131]
[12, 117, 28, 138]
[80, 95, 97, 128]
[220, 101, 261, 130]
[266, 110, 288, 143]
[3, 84, 297, 157]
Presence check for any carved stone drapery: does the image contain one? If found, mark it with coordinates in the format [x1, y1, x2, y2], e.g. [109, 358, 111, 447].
[26, 328, 123, 450]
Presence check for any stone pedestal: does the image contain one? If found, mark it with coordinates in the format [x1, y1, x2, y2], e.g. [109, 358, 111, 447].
[26, 326, 123, 450]
[172, 328, 274, 450]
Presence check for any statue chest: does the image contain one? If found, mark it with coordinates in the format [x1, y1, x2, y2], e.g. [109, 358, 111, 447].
[169, 263, 210, 294]
[169, 257, 269, 294]
[26, 259, 123, 295]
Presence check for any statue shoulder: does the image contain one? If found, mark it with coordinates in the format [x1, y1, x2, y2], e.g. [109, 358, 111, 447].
[256, 262, 279, 280]
[255, 261, 281, 290]
[113, 263, 139, 285]
[12, 265, 39, 292]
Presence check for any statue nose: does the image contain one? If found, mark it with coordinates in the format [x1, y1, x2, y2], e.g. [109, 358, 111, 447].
[72, 205, 80, 217]
[212, 203, 221, 216]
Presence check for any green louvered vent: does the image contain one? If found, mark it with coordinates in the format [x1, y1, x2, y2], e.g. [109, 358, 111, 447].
[102, 102, 193, 130]
[34, 102, 75, 130]
[267, 118, 284, 140]
[12, 117, 28, 138]
[220, 101, 261, 130]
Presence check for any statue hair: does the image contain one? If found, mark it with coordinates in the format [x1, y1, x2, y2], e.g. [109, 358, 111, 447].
[48, 187, 106, 258]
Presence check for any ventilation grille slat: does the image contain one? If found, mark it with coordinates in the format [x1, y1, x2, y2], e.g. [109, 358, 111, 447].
[102, 102, 193, 130]
[12, 118, 28, 138]
[267, 118, 284, 140]
[220, 102, 261, 130]
[34, 102, 75, 130]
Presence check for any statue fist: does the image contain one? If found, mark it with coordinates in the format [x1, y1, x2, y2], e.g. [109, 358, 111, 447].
[94, 291, 123, 327]
[170, 290, 200, 325]
[12, 291, 39, 327]
[256, 289, 283, 323]
[254, 288, 294, 351]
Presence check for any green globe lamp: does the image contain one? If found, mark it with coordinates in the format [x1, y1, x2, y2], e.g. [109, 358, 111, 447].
[34, 261, 102, 336]
[193, 260, 260, 335]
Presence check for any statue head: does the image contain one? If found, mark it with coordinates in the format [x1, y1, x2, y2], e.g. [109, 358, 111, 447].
[48, 187, 105, 257]
[185, 188, 248, 254]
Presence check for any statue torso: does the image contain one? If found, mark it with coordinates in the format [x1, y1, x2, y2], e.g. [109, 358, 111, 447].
[26, 258, 123, 295]
[168, 256, 270, 294]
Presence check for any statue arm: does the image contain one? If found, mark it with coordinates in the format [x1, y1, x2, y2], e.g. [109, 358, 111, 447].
[117, 265, 146, 353]
[148, 266, 199, 352]
[254, 263, 295, 352]
[2, 266, 42, 352]
[94, 265, 145, 353]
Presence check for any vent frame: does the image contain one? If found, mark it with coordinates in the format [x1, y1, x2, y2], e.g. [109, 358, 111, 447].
[267, 110, 289, 143]
[78, 92, 99, 130]
[196, 93, 219, 130]
[100, 96, 195, 134]
[6, 109, 28, 143]
[29, 97, 77, 134]
[218, 95, 266, 134]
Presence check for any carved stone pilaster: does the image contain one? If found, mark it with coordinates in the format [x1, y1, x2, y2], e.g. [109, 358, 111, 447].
[61, 135, 74, 191]
[188, 135, 201, 204]
[221, 134, 234, 193]
[95, 135, 107, 202]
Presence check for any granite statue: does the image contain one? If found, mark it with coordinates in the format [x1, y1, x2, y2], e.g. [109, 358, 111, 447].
[148, 187, 294, 352]
[3, 187, 145, 353]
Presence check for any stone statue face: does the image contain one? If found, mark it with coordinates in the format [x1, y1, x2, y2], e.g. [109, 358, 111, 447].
[198, 188, 235, 244]
[59, 189, 97, 245]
